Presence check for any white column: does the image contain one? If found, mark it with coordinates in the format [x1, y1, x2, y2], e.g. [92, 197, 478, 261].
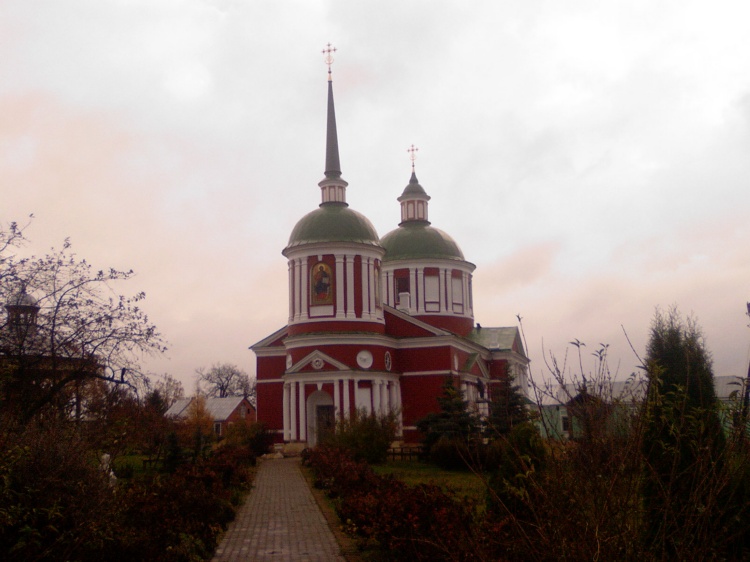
[380, 381, 388, 415]
[416, 267, 424, 313]
[409, 268, 417, 314]
[394, 381, 403, 436]
[385, 270, 393, 307]
[463, 272, 469, 316]
[300, 260, 308, 320]
[283, 383, 290, 441]
[288, 262, 293, 322]
[361, 258, 370, 318]
[440, 268, 448, 314]
[298, 382, 306, 441]
[334, 379, 341, 417]
[343, 378, 350, 418]
[290, 381, 297, 441]
[294, 260, 302, 322]
[335, 255, 345, 318]
[373, 380, 381, 414]
[346, 255, 355, 319]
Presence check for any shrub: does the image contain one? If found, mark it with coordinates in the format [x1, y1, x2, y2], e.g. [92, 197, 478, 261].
[429, 435, 472, 471]
[0, 421, 121, 562]
[321, 408, 398, 464]
[305, 445, 482, 561]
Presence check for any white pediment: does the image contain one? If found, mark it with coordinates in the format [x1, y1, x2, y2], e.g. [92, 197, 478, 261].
[287, 349, 350, 373]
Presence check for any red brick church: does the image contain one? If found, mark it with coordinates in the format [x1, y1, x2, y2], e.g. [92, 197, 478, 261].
[251, 56, 528, 449]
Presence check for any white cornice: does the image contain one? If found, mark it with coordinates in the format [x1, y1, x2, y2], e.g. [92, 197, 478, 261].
[284, 243, 385, 260]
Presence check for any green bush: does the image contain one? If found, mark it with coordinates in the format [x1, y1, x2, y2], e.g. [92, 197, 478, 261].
[223, 421, 273, 457]
[429, 435, 472, 471]
[321, 408, 398, 464]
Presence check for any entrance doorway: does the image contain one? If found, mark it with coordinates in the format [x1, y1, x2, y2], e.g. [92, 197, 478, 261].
[316, 405, 335, 444]
[306, 390, 334, 447]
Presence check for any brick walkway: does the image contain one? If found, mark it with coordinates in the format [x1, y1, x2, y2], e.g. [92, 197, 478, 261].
[212, 457, 346, 561]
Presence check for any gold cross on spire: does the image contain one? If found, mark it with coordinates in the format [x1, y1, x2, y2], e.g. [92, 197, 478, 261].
[407, 144, 419, 171]
[322, 43, 337, 80]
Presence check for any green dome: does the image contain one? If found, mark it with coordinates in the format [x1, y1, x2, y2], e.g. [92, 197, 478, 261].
[381, 222, 465, 262]
[286, 203, 381, 250]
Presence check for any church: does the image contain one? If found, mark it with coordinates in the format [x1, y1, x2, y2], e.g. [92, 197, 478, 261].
[251, 52, 529, 449]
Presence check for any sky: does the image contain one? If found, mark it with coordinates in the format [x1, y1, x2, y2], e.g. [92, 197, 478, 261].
[2, 0, 749, 392]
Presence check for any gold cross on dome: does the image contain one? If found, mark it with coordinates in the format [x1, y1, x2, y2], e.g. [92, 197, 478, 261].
[407, 144, 419, 170]
[322, 43, 337, 76]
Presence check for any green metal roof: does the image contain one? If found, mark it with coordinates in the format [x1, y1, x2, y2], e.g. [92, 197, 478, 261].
[466, 326, 521, 353]
[286, 203, 381, 250]
[380, 222, 465, 262]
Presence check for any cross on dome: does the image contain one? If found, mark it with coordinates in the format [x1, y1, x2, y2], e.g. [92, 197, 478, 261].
[407, 144, 419, 171]
[322, 43, 336, 80]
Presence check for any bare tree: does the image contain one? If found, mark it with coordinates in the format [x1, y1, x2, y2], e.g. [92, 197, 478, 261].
[196, 363, 252, 399]
[149, 373, 185, 410]
[0, 221, 167, 424]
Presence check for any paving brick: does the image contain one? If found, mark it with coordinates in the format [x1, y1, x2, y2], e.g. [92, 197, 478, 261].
[212, 457, 345, 561]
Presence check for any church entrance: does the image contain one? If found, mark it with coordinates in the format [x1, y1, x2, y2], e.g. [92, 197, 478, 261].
[306, 390, 334, 447]
[316, 405, 335, 443]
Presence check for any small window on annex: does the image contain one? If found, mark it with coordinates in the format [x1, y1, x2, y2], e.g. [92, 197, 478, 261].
[310, 262, 333, 305]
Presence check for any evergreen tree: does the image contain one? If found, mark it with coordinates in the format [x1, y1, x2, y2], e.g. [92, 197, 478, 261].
[486, 370, 530, 438]
[417, 378, 481, 469]
[642, 308, 726, 556]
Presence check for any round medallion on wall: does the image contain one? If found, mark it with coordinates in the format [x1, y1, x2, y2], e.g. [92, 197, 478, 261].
[286, 354, 293, 370]
[312, 358, 324, 370]
[384, 351, 392, 372]
[356, 350, 374, 369]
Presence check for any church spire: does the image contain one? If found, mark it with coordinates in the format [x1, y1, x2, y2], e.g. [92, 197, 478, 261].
[319, 43, 348, 205]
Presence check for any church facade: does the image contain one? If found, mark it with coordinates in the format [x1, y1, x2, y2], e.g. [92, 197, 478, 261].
[251, 63, 528, 448]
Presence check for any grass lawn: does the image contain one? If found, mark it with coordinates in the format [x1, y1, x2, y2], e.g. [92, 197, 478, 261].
[373, 460, 488, 505]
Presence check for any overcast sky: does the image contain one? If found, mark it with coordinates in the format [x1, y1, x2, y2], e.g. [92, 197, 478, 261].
[3, 0, 749, 391]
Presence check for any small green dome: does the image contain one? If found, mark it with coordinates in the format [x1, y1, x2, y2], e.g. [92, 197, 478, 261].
[286, 203, 381, 251]
[381, 222, 465, 262]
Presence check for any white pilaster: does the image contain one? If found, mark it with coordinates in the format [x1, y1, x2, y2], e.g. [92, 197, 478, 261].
[416, 267, 424, 313]
[361, 258, 370, 318]
[409, 268, 417, 314]
[385, 270, 393, 307]
[440, 268, 448, 314]
[300, 261, 308, 320]
[288, 262, 293, 322]
[294, 260, 302, 322]
[346, 255, 355, 319]
[463, 272, 469, 316]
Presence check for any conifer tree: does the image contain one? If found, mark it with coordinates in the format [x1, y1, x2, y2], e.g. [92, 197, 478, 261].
[642, 308, 725, 556]
[486, 370, 530, 438]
